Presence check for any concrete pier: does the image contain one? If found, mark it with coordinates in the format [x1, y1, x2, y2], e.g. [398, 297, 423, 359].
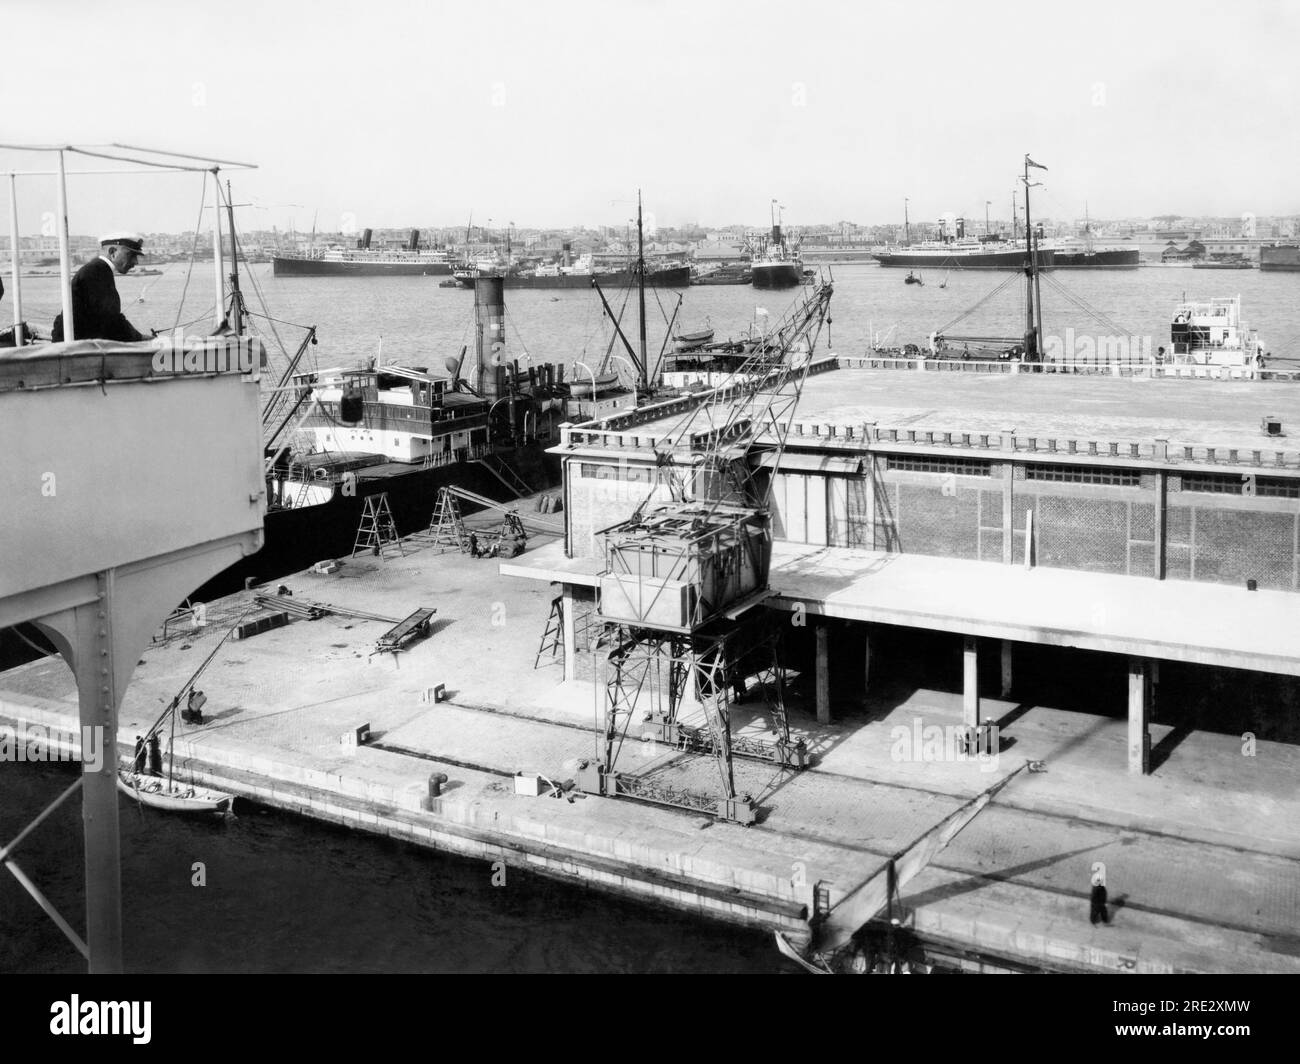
[4, 541, 1299, 974]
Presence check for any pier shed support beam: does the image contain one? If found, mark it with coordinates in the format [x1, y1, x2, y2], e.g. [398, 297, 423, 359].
[815, 623, 831, 724]
[561, 585, 577, 683]
[1127, 658, 1152, 775]
[962, 636, 981, 728]
[863, 631, 872, 704]
[1000, 640, 1013, 698]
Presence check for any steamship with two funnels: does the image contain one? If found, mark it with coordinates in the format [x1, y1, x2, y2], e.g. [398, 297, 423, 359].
[272, 228, 456, 276]
[873, 215, 1139, 270]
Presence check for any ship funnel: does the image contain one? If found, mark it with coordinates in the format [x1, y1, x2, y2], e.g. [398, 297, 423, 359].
[360, 228, 373, 250]
[473, 276, 507, 406]
[771, 224, 782, 245]
[562, 241, 572, 268]
[408, 229, 420, 251]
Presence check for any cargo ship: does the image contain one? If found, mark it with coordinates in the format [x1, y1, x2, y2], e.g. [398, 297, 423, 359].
[1260, 245, 1300, 272]
[196, 277, 574, 601]
[272, 228, 456, 277]
[750, 205, 803, 289]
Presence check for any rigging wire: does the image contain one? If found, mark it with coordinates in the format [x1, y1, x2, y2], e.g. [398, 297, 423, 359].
[171, 173, 208, 333]
[1039, 271, 1137, 338]
[933, 272, 1021, 335]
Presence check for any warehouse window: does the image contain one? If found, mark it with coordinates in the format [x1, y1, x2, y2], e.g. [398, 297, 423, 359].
[886, 455, 992, 476]
[1182, 472, 1300, 498]
[1025, 464, 1140, 486]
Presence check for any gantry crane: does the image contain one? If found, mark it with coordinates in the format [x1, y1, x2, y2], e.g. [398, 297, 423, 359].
[574, 279, 834, 823]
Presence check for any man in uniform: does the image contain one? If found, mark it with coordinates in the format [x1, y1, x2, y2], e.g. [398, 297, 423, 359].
[51, 231, 149, 342]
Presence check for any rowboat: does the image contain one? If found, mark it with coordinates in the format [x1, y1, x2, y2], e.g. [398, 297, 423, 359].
[777, 762, 1032, 972]
[118, 770, 234, 815]
[774, 932, 832, 974]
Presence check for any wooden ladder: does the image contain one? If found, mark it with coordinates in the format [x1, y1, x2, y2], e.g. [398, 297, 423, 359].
[426, 487, 471, 553]
[351, 492, 404, 558]
[534, 594, 564, 670]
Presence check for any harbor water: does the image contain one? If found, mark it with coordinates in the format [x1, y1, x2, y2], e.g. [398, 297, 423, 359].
[12, 260, 1300, 383]
[0, 761, 778, 974]
[4, 261, 1299, 974]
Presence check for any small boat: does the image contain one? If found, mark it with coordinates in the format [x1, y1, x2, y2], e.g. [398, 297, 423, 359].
[775, 932, 833, 974]
[904, 270, 924, 285]
[778, 762, 1030, 972]
[939, 270, 949, 289]
[673, 325, 714, 350]
[566, 373, 621, 398]
[118, 770, 234, 815]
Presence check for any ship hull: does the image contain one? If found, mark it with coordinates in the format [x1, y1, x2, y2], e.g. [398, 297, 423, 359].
[751, 262, 803, 288]
[873, 247, 1138, 269]
[272, 257, 453, 277]
[191, 447, 557, 602]
[459, 266, 691, 289]
[1260, 247, 1300, 272]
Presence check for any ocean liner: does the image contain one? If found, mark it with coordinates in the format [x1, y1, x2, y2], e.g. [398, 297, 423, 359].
[272, 228, 455, 276]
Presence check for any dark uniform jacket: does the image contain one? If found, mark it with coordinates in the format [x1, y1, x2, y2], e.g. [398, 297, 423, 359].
[51, 258, 146, 342]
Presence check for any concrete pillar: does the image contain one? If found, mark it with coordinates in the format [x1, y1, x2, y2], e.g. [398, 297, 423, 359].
[561, 585, 577, 683]
[816, 623, 831, 724]
[1000, 639, 1013, 698]
[863, 631, 872, 702]
[1154, 469, 1167, 580]
[962, 635, 980, 727]
[1127, 657, 1150, 775]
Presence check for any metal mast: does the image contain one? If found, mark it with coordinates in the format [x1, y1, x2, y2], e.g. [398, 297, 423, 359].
[1023, 154, 1047, 361]
[636, 190, 648, 392]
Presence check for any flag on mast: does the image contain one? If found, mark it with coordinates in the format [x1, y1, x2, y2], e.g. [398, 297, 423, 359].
[1026, 156, 1048, 170]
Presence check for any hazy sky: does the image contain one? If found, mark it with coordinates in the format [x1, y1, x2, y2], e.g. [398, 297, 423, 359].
[4, 0, 1298, 236]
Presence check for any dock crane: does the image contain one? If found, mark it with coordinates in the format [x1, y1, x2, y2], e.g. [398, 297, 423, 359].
[574, 279, 835, 823]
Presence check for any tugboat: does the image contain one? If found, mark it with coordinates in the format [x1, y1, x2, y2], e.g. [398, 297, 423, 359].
[904, 270, 923, 286]
[1165, 296, 1268, 378]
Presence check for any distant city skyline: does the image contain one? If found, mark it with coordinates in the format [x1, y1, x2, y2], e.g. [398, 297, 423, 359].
[3, 0, 1297, 238]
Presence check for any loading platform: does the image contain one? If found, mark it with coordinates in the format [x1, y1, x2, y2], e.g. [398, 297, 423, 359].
[3, 542, 1298, 974]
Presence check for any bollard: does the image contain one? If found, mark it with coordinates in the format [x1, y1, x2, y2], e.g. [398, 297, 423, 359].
[428, 772, 449, 798]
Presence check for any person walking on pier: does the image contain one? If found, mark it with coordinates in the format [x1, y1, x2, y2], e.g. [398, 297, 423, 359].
[1089, 864, 1109, 925]
[50, 232, 149, 343]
